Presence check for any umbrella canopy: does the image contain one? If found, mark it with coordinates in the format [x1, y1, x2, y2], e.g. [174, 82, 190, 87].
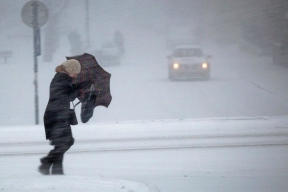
[66, 53, 112, 122]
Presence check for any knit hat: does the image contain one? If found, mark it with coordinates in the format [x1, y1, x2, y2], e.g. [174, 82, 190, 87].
[62, 59, 81, 74]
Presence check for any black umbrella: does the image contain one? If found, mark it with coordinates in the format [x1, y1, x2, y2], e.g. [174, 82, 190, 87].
[66, 53, 112, 123]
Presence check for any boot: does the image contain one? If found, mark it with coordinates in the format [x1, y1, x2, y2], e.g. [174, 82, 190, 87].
[51, 163, 64, 175]
[51, 152, 65, 175]
[37, 156, 52, 175]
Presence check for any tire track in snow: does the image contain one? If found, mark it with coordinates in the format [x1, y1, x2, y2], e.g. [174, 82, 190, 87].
[248, 80, 274, 94]
[1, 142, 288, 156]
[1, 132, 288, 156]
[1, 132, 288, 147]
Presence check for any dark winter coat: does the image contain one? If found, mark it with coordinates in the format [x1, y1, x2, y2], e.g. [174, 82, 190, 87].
[44, 72, 81, 140]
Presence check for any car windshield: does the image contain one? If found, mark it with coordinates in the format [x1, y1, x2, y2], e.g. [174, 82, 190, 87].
[173, 48, 203, 57]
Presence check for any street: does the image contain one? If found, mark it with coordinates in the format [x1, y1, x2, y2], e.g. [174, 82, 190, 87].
[1, 117, 288, 192]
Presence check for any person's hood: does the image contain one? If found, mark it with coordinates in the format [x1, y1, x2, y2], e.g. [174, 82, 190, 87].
[55, 65, 68, 74]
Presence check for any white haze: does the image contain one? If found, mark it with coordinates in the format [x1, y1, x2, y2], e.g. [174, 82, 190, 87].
[1, 0, 288, 126]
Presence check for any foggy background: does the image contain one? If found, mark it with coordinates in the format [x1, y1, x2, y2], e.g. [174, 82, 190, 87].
[1, 0, 288, 126]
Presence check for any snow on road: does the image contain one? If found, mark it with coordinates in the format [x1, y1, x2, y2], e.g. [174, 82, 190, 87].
[1, 116, 288, 156]
[1, 116, 288, 192]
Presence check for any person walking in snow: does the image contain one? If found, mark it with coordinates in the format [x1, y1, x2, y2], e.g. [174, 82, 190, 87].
[38, 59, 83, 175]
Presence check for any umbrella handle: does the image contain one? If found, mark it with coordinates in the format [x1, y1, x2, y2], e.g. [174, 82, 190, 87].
[72, 101, 81, 109]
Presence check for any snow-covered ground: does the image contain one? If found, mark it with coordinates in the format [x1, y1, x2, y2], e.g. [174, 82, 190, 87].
[1, 116, 288, 192]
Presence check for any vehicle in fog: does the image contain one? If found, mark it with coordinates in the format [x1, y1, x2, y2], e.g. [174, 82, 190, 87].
[93, 41, 122, 66]
[167, 45, 211, 80]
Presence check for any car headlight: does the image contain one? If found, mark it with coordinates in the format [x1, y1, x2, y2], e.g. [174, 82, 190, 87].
[202, 62, 208, 69]
[173, 63, 179, 69]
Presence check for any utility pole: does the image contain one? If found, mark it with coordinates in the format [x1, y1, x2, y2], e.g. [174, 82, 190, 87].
[21, 0, 48, 124]
[32, 1, 40, 124]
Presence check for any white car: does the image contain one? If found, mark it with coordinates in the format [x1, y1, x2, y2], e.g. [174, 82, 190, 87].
[167, 45, 211, 80]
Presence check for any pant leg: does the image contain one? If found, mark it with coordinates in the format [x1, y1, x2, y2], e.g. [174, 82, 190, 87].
[49, 124, 74, 157]
[50, 126, 74, 174]
[51, 137, 74, 163]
